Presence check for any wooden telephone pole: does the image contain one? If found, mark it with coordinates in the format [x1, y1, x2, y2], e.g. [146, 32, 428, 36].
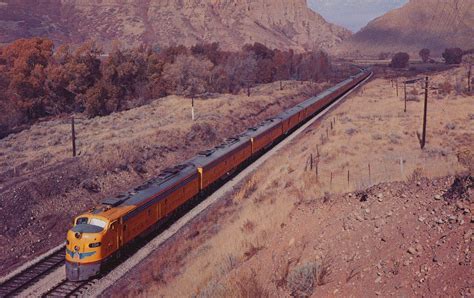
[421, 76, 429, 149]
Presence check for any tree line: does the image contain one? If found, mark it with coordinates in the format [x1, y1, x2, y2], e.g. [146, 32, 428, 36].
[389, 47, 470, 68]
[0, 38, 334, 137]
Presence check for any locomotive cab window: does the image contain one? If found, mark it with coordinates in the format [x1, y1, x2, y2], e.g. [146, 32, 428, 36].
[76, 217, 88, 225]
[89, 218, 107, 229]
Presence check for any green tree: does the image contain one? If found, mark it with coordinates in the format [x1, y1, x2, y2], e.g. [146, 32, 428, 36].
[390, 52, 410, 69]
[419, 48, 430, 63]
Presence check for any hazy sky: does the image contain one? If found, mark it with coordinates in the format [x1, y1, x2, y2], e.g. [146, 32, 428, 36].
[309, 0, 408, 32]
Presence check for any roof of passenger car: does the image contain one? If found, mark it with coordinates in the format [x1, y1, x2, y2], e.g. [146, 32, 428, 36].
[243, 118, 282, 138]
[92, 163, 197, 211]
[121, 163, 197, 206]
[278, 106, 304, 120]
[189, 135, 251, 167]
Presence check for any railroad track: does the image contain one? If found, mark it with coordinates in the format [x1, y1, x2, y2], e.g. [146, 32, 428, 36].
[41, 279, 92, 297]
[0, 248, 65, 297]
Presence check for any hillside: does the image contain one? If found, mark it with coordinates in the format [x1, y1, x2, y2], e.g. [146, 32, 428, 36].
[0, 0, 350, 51]
[337, 0, 474, 57]
[0, 80, 327, 275]
[105, 67, 473, 297]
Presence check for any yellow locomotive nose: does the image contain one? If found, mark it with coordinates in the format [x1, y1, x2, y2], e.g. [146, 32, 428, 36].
[65, 216, 108, 281]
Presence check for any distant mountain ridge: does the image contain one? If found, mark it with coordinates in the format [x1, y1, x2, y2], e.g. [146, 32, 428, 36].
[337, 0, 474, 57]
[0, 0, 351, 51]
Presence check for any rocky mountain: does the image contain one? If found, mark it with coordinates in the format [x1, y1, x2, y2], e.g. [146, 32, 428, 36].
[0, 0, 351, 51]
[337, 0, 474, 57]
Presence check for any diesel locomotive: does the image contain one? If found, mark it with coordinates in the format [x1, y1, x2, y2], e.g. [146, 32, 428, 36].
[65, 69, 371, 281]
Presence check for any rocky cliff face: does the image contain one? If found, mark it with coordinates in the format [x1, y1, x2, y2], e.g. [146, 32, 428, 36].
[337, 0, 474, 57]
[0, 0, 351, 51]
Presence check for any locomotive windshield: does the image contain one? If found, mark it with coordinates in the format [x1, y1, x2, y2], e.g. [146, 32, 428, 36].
[76, 217, 88, 225]
[75, 217, 107, 229]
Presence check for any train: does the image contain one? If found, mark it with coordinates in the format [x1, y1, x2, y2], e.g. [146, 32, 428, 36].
[65, 69, 371, 281]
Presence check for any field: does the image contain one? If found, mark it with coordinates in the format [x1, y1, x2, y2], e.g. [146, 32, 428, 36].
[106, 66, 473, 296]
[0, 80, 325, 274]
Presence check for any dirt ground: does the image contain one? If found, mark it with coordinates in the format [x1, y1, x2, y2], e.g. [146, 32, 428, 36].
[0, 80, 325, 275]
[106, 66, 473, 297]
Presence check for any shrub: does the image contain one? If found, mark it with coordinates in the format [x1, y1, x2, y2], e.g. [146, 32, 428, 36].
[345, 128, 358, 135]
[419, 48, 430, 63]
[287, 260, 332, 297]
[390, 52, 410, 69]
[438, 81, 453, 95]
[234, 270, 269, 298]
[378, 52, 390, 60]
[442, 48, 463, 64]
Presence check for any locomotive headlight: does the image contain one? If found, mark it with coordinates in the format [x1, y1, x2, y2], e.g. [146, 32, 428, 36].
[74, 232, 81, 239]
[74, 245, 80, 252]
[89, 242, 101, 248]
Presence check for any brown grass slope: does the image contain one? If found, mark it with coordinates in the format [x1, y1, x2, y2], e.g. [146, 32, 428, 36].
[0, 0, 351, 51]
[0, 80, 325, 275]
[337, 0, 474, 57]
[106, 67, 473, 297]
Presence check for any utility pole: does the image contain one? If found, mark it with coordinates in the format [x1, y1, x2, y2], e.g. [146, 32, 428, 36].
[421, 76, 429, 149]
[404, 81, 407, 112]
[71, 116, 76, 157]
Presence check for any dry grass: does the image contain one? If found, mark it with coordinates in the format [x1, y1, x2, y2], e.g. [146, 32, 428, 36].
[287, 257, 332, 297]
[0, 80, 323, 183]
[111, 67, 473, 297]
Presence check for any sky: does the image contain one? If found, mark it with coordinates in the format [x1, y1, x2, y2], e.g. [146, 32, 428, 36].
[308, 0, 408, 32]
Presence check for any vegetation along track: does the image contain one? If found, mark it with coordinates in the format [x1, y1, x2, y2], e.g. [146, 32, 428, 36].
[41, 279, 92, 297]
[0, 71, 372, 297]
[0, 248, 65, 297]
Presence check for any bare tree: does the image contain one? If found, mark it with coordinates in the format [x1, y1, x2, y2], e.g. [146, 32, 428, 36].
[162, 54, 213, 99]
[241, 54, 257, 97]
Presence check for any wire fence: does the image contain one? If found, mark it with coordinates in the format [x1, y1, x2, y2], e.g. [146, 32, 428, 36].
[302, 150, 464, 196]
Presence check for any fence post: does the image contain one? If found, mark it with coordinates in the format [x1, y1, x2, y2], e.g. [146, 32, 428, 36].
[368, 163, 371, 185]
[404, 82, 407, 112]
[330, 172, 333, 189]
[400, 157, 404, 179]
[347, 169, 350, 188]
[310, 153, 313, 170]
[421, 76, 429, 149]
[71, 116, 76, 157]
[315, 162, 318, 181]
